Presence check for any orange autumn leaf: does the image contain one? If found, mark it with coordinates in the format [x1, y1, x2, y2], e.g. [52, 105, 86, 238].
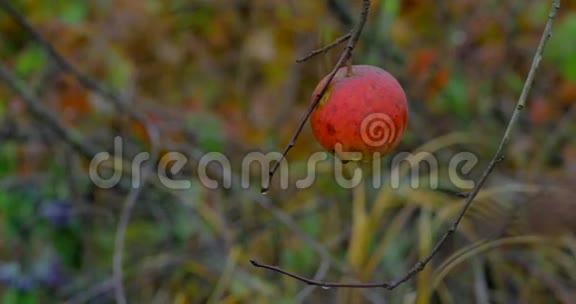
[558, 81, 576, 105]
[529, 96, 555, 125]
[427, 66, 450, 99]
[56, 76, 92, 124]
[408, 48, 437, 75]
[408, 48, 450, 99]
[131, 113, 163, 147]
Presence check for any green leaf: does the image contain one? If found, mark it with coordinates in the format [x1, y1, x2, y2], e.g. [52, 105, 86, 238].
[0, 98, 5, 116]
[0, 191, 36, 244]
[0, 143, 17, 176]
[1, 289, 20, 304]
[298, 211, 318, 238]
[384, 0, 400, 17]
[173, 186, 201, 240]
[1, 289, 37, 304]
[185, 112, 225, 152]
[545, 13, 576, 81]
[437, 73, 470, 119]
[526, 2, 549, 25]
[229, 279, 249, 297]
[18, 292, 38, 304]
[126, 220, 165, 248]
[282, 242, 315, 273]
[190, 6, 215, 31]
[504, 72, 524, 93]
[107, 50, 133, 88]
[14, 47, 46, 77]
[59, 1, 87, 25]
[52, 227, 83, 268]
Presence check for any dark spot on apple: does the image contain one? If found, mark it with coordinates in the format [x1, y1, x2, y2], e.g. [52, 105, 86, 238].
[327, 124, 336, 135]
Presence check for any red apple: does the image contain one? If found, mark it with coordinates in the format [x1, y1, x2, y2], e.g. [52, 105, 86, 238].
[310, 65, 408, 161]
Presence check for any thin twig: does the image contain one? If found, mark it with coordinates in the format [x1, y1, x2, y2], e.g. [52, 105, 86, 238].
[296, 32, 352, 63]
[294, 258, 331, 301]
[109, 96, 159, 303]
[251, 0, 561, 289]
[263, 0, 372, 193]
[112, 159, 158, 304]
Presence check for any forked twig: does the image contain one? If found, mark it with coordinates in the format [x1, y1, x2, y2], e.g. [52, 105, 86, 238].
[263, 0, 371, 193]
[252, 0, 561, 289]
[296, 32, 352, 63]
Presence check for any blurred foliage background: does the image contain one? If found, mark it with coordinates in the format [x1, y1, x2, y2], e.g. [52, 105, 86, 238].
[1, 0, 576, 303]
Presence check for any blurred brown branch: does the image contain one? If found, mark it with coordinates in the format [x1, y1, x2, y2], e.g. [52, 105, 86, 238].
[0, 1, 138, 122]
[0, 2, 162, 303]
[0, 64, 100, 158]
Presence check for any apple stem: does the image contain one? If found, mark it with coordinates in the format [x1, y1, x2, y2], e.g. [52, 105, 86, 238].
[346, 58, 353, 76]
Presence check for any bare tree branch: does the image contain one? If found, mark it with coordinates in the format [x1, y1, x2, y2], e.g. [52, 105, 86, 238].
[0, 2, 164, 302]
[251, 0, 561, 289]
